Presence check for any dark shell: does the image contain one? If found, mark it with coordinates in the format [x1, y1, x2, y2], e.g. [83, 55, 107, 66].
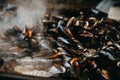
[0, 57, 4, 67]
[44, 8, 120, 80]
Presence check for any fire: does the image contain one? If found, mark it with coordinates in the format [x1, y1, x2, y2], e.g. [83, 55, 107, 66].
[25, 27, 33, 38]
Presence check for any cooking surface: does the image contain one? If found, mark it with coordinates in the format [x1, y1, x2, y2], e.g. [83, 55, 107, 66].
[0, 0, 120, 80]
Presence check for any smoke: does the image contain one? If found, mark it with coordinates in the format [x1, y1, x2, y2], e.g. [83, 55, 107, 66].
[0, 0, 46, 31]
[0, 0, 48, 57]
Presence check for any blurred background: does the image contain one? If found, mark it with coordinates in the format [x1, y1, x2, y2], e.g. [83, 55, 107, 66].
[0, 0, 101, 9]
[0, 0, 102, 32]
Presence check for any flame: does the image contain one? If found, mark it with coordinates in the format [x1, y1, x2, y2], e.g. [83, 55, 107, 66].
[25, 27, 33, 38]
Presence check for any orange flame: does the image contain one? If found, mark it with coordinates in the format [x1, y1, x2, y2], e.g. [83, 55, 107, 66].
[25, 27, 33, 38]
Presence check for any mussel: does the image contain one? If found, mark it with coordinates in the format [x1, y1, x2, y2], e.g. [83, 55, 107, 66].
[44, 8, 120, 80]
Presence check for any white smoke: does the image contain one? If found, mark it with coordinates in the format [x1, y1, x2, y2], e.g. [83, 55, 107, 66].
[0, 0, 46, 31]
